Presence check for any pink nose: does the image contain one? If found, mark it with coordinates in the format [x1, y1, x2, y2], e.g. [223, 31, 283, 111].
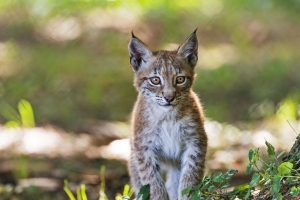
[164, 96, 175, 103]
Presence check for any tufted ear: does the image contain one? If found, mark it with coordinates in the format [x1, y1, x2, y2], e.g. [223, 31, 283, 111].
[128, 32, 153, 72]
[177, 29, 198, 68]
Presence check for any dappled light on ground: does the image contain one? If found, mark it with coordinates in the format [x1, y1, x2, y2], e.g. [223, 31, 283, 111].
[0, 126, 85, 156]
[18, 178, 60, 191]
[0, 119, 298, 166]
[0, 122, 130, 158]
[97, 139, 130, 161]
[0, 122, 131, 199]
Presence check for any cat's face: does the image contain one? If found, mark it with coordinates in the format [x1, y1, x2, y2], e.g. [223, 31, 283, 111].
[128, 31, 198, 108]
[133, 51, 195, 107]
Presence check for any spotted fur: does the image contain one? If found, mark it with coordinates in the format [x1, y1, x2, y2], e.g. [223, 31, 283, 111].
[128, 30, 207, 200]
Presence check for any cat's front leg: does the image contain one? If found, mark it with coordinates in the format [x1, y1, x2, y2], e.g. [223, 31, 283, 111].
[134, 144, 169, 200]
[178, 143, 206, 200]
[166, 167, 180, 200]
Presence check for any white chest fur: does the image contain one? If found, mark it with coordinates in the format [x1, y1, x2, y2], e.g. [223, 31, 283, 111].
[152, 114, 190, 163]
[142, 103, 196, 164]
[160, 119, 182, 158]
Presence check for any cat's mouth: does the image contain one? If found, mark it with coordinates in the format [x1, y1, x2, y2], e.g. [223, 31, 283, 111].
[160, 102, 176, 107]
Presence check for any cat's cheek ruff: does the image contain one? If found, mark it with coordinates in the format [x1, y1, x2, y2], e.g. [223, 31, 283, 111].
[178, 81, 192, 93]
[141, 89, 151, 97]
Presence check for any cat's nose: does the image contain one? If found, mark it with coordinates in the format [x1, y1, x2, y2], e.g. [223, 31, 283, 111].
[164, 95, 175, 103]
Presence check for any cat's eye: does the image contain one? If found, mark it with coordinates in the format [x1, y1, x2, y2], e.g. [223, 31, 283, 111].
[150, 77, 161, 85]
[176, 76, 186, 84]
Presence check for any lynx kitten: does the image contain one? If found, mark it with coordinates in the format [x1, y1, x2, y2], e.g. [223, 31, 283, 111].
[128, 30, 207, 200]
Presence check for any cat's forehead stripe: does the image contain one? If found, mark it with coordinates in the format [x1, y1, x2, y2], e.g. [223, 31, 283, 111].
[178, 67, 182, 74]
[154, 51, 179, 74]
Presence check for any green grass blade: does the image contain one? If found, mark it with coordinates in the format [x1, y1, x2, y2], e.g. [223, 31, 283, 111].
[99, 165, 108, 200]
[63, 180, 76, 200]
[18, 99, 35, 127]
[81, 184, 88, 200]
[123, 184, 129, 195]
[77, 187, 82, 200]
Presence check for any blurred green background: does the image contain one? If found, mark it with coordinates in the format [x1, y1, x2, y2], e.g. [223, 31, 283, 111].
[1, 0, 300, 199]
[0, 0, 300, 129]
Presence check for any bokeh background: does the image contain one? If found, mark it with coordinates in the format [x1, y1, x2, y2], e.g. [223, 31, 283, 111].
[0, 0, 300, 199]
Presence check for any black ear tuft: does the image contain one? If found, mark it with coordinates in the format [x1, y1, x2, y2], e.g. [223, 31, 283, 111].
[131, 31, 137, 38]
[128, 34, 152, 72]
[177, 30, 198, 68]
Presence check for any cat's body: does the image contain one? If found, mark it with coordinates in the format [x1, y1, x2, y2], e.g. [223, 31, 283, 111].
[128, 30, 207, 200]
